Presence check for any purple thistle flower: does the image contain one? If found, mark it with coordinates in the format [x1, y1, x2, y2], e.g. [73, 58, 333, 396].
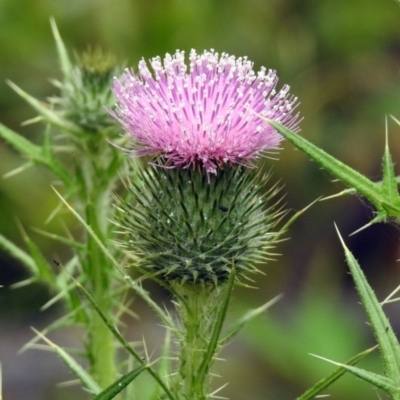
[112, 49, 300, 174]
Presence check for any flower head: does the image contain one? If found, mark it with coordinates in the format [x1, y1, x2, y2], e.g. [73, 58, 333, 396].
[112, 49, 300, 174]
[52, 47, 123, 133]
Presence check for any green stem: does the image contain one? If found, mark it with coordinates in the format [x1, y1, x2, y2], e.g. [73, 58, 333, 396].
[173, 284, 225, 400]
[82, 155, 117, 389]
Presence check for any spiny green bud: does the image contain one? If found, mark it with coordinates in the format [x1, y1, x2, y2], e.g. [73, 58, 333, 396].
[51, 47, 123, 133]
[116, 165, 283, 286]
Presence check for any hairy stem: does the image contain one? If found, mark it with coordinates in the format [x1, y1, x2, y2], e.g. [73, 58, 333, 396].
[173, 284, 226, 400]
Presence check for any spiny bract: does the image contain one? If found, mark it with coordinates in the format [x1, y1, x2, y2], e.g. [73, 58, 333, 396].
[115, 165, 282, 285]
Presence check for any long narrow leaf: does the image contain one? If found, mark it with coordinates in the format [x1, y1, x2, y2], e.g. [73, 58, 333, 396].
[40, 124, 73, 185]
[197, 267, 236, 384]
[336, 225, 400, 386]
[0, 122, 42, 160]
[93, 365, 148, 400]
[0, 233, 38, 275]
[7, 81, 82, 136]
[31, 328, 101, 394]
[31, 227, 85, 250]
[151, 329, 173, 400]
[52, 187, 175, 330]
[0, 122, 72, 184]
[311, 353, 398, 395]
[16, 220, 54, 283]
[71, 276, 176, 400]
[381, 119, 400, 208]
[50, 18, 73, 78]
[265, 120, 393, 218]
[296, 346, 377, 400]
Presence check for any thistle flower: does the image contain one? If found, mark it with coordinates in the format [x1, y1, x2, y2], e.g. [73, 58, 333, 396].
[114, 50, 300, 286]
[112, 49, 300, 174]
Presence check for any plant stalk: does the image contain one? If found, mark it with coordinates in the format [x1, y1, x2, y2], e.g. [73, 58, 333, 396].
[173, 284, 225, 400]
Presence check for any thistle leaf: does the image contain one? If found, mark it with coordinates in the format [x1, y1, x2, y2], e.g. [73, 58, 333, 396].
[197, 267, 236, 385]
[0, 122, 42, 160]
[52, 186, 175, 331]
[50, 18, 73, 79]
[7, 80, 82, 136]
[0, 233, 38, 276]
[31, 227, 85, 250]
[0, 122, 72, 184]
[336, 225, 400, 387]
[16, 220, 55, 283]
[310, 353, 398, 395]
[380, 120, 400, 223]
[296, 345, 377, 400]
[71, 276, 176, 400]
[266, 119, 400, 223]
[92, 365, 148, 400]
[31, 328, 101, 395]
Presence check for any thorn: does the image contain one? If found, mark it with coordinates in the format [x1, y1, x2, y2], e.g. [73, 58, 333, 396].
[3, 163, 34, 179]
[10, 278, 36, 289]
[385, 115, 389, 152]
[320, 188, 357, 201]
[333, 223, 347, 250]
[349, 215, 384, 236]
[21, 116, 43, 126]
[381, 283, 400, 305]
[390, 114, 400, 126]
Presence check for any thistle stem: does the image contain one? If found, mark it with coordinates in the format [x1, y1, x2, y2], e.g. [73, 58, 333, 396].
[173, 284, 225, 400]
[87, 204, 116, 388]
[81, 155, 117, 389]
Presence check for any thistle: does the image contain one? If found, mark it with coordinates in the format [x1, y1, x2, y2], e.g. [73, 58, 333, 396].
[112, 49, 301, 399]
[51, 47, 124, 133]
[112, 49, 300, 285]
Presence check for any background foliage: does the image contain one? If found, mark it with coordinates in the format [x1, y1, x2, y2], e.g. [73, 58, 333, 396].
[1, 0, 400, 399]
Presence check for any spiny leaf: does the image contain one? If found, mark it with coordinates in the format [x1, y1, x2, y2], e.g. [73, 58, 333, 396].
[31, 328, 101, 394]
[31, 227, 85, 250]
[7, 80, 82, 136]
[0, 122, 71, 184]
[50, 18, 73, 79]
[16, 220, 54, 283]
[40, 124, 73, 185]
[296, 345, 377, 400]
[310, 353, 398, 395]
[3, 162, 34, 179]
[71, 277, 176, 400]
[92, 365, 148, 400]
[0, 233, 38, 275]
[197, 267, 236, 384]
[381, 119, 400, 212]
[266, 119, 400, 223]
[336, 225, 400, 386]
[0, 122, 42, 160]
[52, 186, 175, 331]
[266, 119, 384, 205]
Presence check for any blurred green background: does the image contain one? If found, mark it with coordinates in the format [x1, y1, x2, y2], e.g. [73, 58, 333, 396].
[1, 0, 400, 399]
